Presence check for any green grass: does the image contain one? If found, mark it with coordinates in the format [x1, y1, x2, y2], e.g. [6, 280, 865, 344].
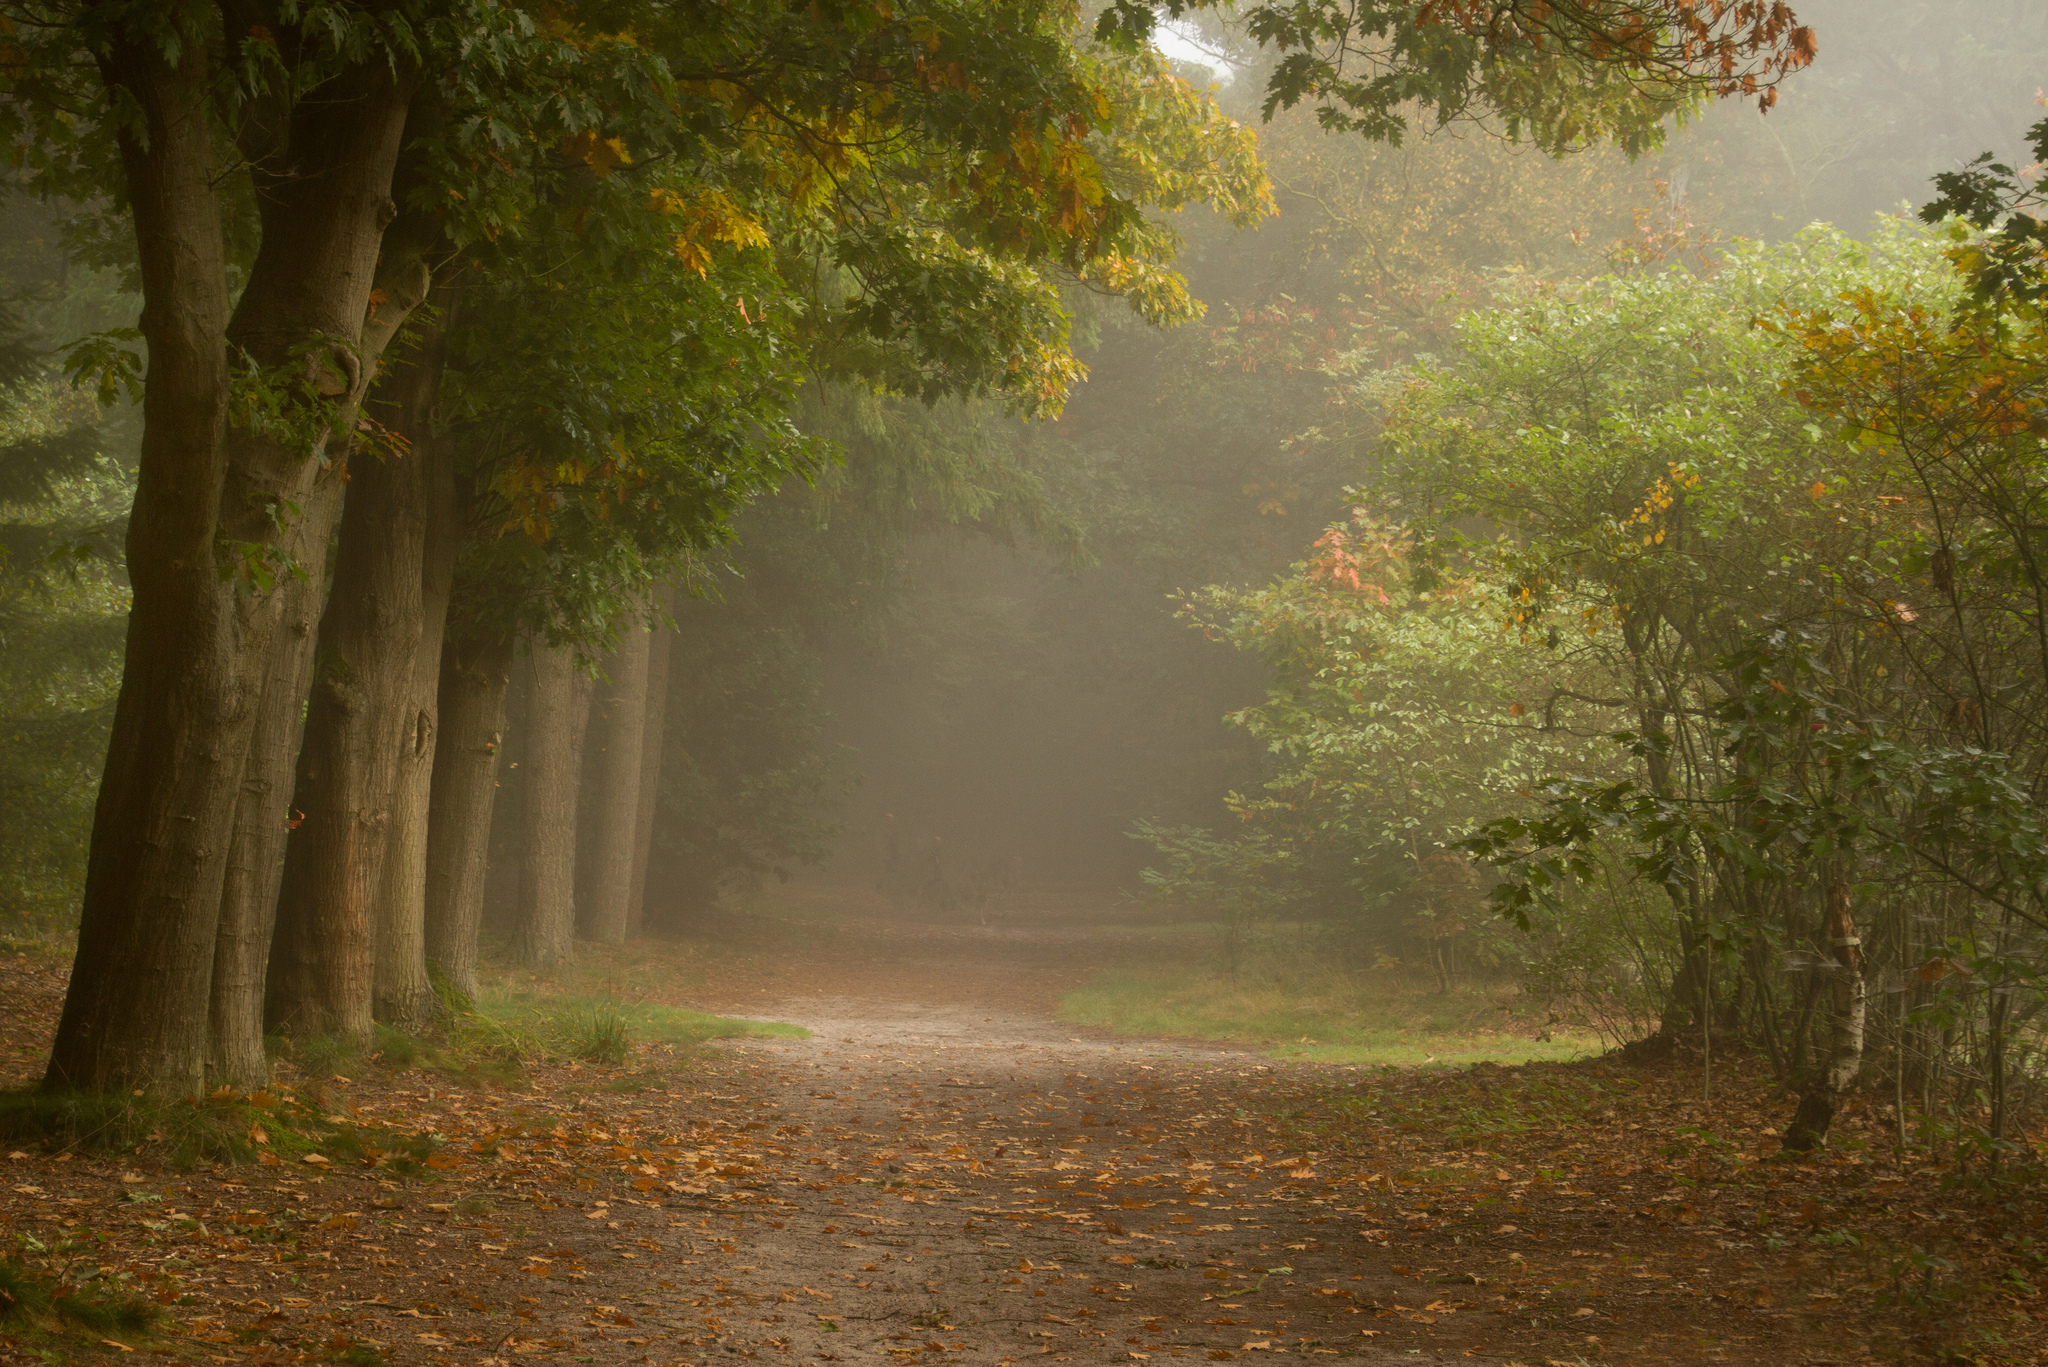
[0, 1083, 454, 1176]
[0, 1252, 159, 1346]
[473, 988, 807, 1054]
[1058, 960, 1597, 1067]
[0, 1087, 267, 1165]
[272, 978, 807, 1091]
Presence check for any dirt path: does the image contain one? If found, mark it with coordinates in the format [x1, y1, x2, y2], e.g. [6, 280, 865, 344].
[573, 984, 1877, 1367]
[0, 913, 1973, 1366]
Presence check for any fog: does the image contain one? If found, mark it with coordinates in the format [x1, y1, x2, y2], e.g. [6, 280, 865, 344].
[7, 4, 2048, 1356]
[602, 0, 2048, 916]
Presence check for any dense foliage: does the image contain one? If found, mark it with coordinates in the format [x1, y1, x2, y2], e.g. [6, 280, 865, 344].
[1159, 169, 2048, 1153]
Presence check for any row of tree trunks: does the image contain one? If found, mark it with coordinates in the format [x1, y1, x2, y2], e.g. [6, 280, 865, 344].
[45, 26, 676, 1088]
[45, 30, 419, 1096]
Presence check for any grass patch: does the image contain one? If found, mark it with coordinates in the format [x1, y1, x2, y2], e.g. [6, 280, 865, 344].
[0, 1083, 450, 1176]
[1058, 960, 1596, 1067]
[267, 977, 804, 1092]
[0, 1252, 159, 1347]
[473, 988, 806, 1056]
[0, 1088, 266, 1165]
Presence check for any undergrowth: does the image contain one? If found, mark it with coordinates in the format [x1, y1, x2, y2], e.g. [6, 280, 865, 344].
[0, 1251, 159, 1346]
[0, 1088, 267, 1165]
[0, 1084, 445, 1174]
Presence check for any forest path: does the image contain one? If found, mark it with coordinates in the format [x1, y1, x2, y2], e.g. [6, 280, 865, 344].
[0, 913, 1899, 1367]
[451, 911, 1872, 1367]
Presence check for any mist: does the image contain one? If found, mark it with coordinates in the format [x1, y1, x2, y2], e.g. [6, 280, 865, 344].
[4, 2, 2048, 1361]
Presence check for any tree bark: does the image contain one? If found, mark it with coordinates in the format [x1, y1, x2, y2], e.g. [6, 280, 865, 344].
[370, 300, 462, 1031]
[423, 630, 513, 1003]
[625, 592, 675, 937]
[207, 476, 343, 1089]
[513, 643, 591, 967]
[48, 28, 415, 1094]
[216, 83, 447, 1062]
[206, 236, 438, 1083]
[265, 303, 449, 1042]
[576, 624, 652, 945]
[1784, 871, 1866, 1151]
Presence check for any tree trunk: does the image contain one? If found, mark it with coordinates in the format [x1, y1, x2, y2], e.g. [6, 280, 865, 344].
[207, 476, 343, 1089]
[47, 31, 415, 1095]
[206, 235, 439, 1085]
[264, 302, 448, 1042]
[369, 302, 461, 1031]
[1784, 871, 1866, 1151]
[423, 631, 513, 1003]
[513, 643, 591, 967]
[625, 593, 674, 937]
[373, 592, 448, 1029]
[576, 625, 652, 945]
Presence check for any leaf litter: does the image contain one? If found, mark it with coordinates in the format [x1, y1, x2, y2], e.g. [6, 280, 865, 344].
[0, 923, 2043, 1366]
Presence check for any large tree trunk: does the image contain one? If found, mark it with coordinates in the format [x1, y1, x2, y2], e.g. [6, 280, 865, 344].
[513, 643, 591, 967]
[576, 624, 652, 945]
[212, 95, 446, 1067]
[47, 30, 414, 1095]
[206, 477, 343, 1089]
[423, 630, 514, 1003]
[1784, 871, 1867, 1151]
[206, 237, 438, 1085]
[264, 302, 449, 1043]
[624, 593, 675, 937]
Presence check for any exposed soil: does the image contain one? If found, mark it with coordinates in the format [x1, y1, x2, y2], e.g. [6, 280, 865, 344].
[1, 902, 2038, 1366]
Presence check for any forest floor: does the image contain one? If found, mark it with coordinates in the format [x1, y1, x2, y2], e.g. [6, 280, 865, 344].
[1, 891, 2042, 1367]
